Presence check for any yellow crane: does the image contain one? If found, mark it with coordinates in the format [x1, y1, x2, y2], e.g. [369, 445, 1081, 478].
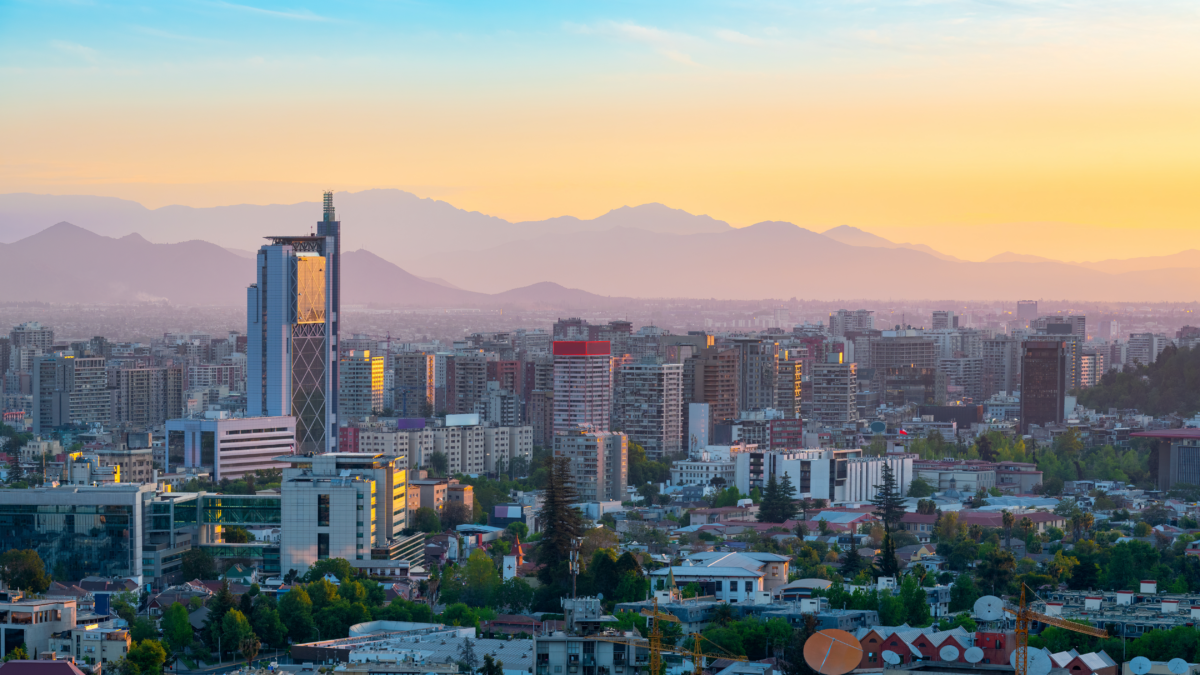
[1005, 585, 1108, 675]
[586, 597, 747, 675]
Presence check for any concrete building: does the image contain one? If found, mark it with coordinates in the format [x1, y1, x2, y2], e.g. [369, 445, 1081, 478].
[448, 351, 489, 416]
[648, 551, 791, 600]
[1020, 340, 1067, 434]
[776, 354, 803, 419]
[811, 354, 857, 425]
[873, 331, 938, 370]
[932, 311, 959, 330]
[939, 357, 984, 402]
[112, 366, 184, 427]
[552, 341, 612, 436]
[339, 350, 384, 420]
[393, 352, 434, 418]
[829, 310, 874, 337]
[670, 455, 736, 487]
[483, 425, 533, 474]
[410, 478, 448, 514]
[553, 428, 628, 501]
[1128, 333, 1168, 367]
[33, 355, 111, 434]
[48, 626, 131, 667]
[165, 416, 296, 480]
[483, 381, 521, 427]
[433, 423, 486, 475]
[279, 452, 420, 576]
[246, 192, 342, 454]
[735, 449, 914, 503]
[981, 337, 1021, 399]
[0, 484, 153, 581]
[1017, 300, 1038, 323]
[684, 346, 740, 433]
[0, 592, 78, 658]
[912, 460, 996, 494]
[613, 358, 684, 459]
[1080, 350, 1107, 388]
[733, 338, 779, 412]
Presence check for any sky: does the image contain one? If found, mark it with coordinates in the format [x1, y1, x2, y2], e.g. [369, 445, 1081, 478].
[3, 0, 1200, 260]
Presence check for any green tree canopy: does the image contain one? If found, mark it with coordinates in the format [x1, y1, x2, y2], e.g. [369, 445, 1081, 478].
[0, 549, 50, 592]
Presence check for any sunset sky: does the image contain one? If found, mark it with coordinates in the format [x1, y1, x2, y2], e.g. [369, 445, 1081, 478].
[3, 0, 1200, 259]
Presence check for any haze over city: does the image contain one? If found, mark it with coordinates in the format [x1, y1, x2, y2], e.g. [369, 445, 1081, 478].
[2, 4, 1200, 675]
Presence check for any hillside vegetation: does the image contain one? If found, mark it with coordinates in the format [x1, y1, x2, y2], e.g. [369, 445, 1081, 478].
[1078, 345, 1200, 416]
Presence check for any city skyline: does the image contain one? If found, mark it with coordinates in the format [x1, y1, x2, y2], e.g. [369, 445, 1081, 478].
[4, 1, 1200, 257]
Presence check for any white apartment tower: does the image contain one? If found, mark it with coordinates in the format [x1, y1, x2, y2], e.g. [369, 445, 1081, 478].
[553, 428, 628, 501]
[552, 341, 613, 436]
[614, 357, 684, 459]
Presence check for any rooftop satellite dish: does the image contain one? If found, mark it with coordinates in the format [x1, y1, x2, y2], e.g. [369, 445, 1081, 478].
[940, 646, 960, 662]
[883, 651, 901, 665]
[597, 592, 604, 600]
[964, 647, 984, 664]
[1012, 649, 1053, 675]
[974, 595, 1005, 621]
[803, 629, 864, 675]
[1169, 659, 1190, 675]
[1131, 658, 1154, 675]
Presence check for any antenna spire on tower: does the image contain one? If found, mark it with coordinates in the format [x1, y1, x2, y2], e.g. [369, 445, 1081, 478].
[323, 190, 336, 222]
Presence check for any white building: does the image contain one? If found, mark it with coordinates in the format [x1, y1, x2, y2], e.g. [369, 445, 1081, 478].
[164, 415, 296, 480]
[553, 427, 628, 501]
[647, 551, 791, 602]
[734, 449, 914, 504]
[553, 341, 612, 436]
[670, 453, 736, 488]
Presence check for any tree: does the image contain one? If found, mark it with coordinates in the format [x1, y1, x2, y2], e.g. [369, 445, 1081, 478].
[161, 602, 193, 652]
[303, 557, 355, 583]
[977, 435, 996, 462]
[1002, 510, 1015, 549]
[221, 610, 253, 660]
[124, 640, 168, 675]
[907, 477, 935, 498]
[429, 451, 450, 477]
[240, 634, 261, 669]
[224, 527, 252, 544]
[497, 577, 534, 613]
[505, 522, 529, 539]
[457, 637, 479, 672]
[916, 499, 938, 515]
[871, 464, 906, 532]
[278, 586, 315, 643]
[131, 618, 159, 643]
[202, 580, 237, 650]
[0, 549, 50, 592]
[949, 574, 978, 612]
[536, 455, 583, 586]
[443, 501, 473, 529]
[413, 507, 442, 533]
[899, 574, 931, 626]
[482, 654, 505, 675]
[976, 549, 1016, 596]
[839, 546, 863, 578]
[251, 602, 288, 648]
[182, 548, 216, 580]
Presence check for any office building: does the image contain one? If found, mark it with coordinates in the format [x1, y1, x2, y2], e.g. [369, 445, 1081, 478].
[1020, 340, 1067, 434]
[165, 416, 296, 479]
[0, 593, 78, 658]
[0, 483, 153, 581]
[552, 341, 612, 436]
[613, 358, 683, 459]
[873, 331, 937, 370]
[810, 354, 857, 425]
[246, 191, 341, 454]
[339, 350, 384, 420]
[553, 428, 628, 501]
[279, 452, 420, 576]
[932, 311, 958, 330]
[882, 366, 945, 407]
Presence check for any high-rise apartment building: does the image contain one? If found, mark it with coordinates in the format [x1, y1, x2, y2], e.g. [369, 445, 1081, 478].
[775, 353, 803, 419]
[33, 355, 111, 433]
[939, 357, 984, 402]
[981, 337, 1021, 397]
[553, 428, 628, 501]
[339, 350, 384, 420]
[393, 352, 434, 417]
[1016, 301, 1038, 323]
[828, 309, 874, 337]
[1020, 340, 1067, 434]
[683, 346, 740, 431]
[733, 337, 779, 412]
[113, 365, 184, 427]
[449, 351, 489, 415]
[10, 321, 54, 355]
[873, 331, 938, 370]
[1079, 350, 1106, 389]
[810, 354, 857, 425]
[246, 192, 341, 454]
[613, 358, 684, 459]
[932, 311, 958, 330]
[1128, 333, 1168, 367]
[552, 341, 612, 436]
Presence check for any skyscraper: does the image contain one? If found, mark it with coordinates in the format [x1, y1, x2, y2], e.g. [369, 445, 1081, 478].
[1020, 340, 1067, 434]
[613, 357, 683, 459]
[246, 192, 341, 454]
[1016, 300, 1038, 323]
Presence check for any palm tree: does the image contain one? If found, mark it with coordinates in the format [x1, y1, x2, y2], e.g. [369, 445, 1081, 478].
[240, 635, 260, 671]
[1081, 513, 1095, 539]
[1002, 510, 1015, 549]
[1019, 517, 1034, 546]
[969, 524, 983, 543]
[1070, 514, 1083, 541]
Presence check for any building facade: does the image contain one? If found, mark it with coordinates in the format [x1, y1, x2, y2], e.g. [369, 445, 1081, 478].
[1020, 340, 1067, 434]
[552, 341, 613, 436]
[165, 416, 296, 480]
[339, 350, 384, 420]
[553, 428, 628, 501]
[613, 358, 684, 459]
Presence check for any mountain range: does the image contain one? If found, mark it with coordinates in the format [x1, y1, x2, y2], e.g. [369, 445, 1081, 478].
[3, 190, 1200, 303]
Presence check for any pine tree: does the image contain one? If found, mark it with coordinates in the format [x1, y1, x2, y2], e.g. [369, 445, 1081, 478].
[756, 474, 781, 522]
[870, 464, 906, 532]
[204, 579, 237, 651]
[878, 532, 899, 579]
[537, 455, 583, 586]
[777, 472, 798, 521]
[839, 546, 862, 577]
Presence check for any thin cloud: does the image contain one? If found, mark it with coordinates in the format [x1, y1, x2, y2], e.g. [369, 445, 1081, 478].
[715, 29, 763, 45]
[565, 20, 701, 65]
[50, 40, 98, 63]
[659, 49, 698, 65]
[207, 1, 333, 22]
[131, 26, 218, 43]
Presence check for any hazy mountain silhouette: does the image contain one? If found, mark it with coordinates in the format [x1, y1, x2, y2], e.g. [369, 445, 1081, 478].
[985, 251, 1067, 264]
[822, 224, 963, 262]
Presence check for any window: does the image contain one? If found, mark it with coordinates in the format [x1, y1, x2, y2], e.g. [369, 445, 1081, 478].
[318, 533, 329, 559]
[318, 494, 330, 526]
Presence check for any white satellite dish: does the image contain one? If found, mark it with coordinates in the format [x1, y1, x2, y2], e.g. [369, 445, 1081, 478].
[940, 646, 960, 662]
[965, 647, 984, 664]
[1131, 658, 1154, 675]
[1012, 649, 1053, 675]
[974, 595, 1005, 621]
[883, 651, 901, 665]
[1169, 659, 1190, 675]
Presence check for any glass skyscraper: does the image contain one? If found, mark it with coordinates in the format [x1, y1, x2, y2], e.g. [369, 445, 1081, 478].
[247, 192, 341, 454]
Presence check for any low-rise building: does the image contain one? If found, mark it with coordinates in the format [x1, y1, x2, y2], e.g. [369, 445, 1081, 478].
[647, 552, 790, 601]
[0, 592, 78, 657]
[48, 626, 131, 666]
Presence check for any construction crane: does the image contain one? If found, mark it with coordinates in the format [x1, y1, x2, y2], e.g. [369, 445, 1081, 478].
[1005, 585, 1108, 675]
[585, 598, 747, 675]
